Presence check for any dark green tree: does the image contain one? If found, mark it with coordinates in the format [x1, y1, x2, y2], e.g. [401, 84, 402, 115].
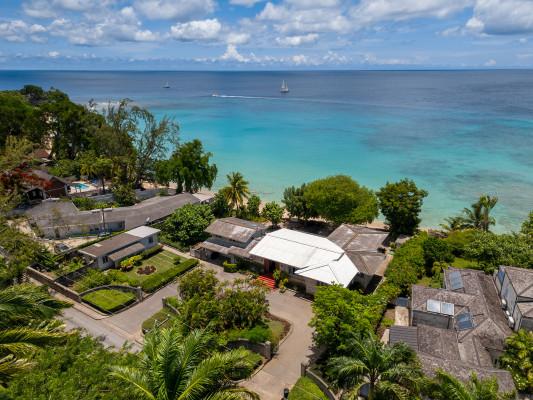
[111, 182, 136, 206]
[422, 236, 454, 274]
[462, 195, 498, 232]
[521, 210, 533, 240]
[282, 184, 317, 221]
[304, 175, 378, 225]
[163, 204, 214, 245]
[246, 194, 261, 219]
[168, 139, 217, 193]
[222, 172, 250, 212]
[377, 179, 428, 235]
[210, 192, 232, 218]
[500, 329, 533, 393]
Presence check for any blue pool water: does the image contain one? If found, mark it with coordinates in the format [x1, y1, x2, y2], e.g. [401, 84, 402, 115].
[1, 70, 532, 232]
[72, 182, 89, 190]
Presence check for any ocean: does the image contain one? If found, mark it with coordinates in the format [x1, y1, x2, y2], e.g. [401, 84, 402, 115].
[1, 70, 532, 232]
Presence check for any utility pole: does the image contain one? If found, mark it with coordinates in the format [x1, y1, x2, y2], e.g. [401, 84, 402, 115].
[91, 206, 113, 236]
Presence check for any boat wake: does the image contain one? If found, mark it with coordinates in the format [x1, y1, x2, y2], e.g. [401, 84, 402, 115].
[211, 94, 281, 100]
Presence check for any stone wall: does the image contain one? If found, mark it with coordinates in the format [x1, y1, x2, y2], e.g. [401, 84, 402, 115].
[227, 339, 273, 360]
[25, 266, 81, 302]
[300, 363, 339, 400]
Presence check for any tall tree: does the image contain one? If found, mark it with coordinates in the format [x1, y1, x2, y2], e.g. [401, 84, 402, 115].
[169, 139, 217, 193]
[377, 179, 428, 235]
[462, 195, 498, 232]
[423, 370, 514, 400]
[222, 172, 250, 212]
[328, 334, 422, 400]
[261, 201, 284, 226]
[282, 184, 317, 221]
[303, 175, 378, 226]
[112, 325, 259, 400]
[520, 210, 533, 240]
[78, 152, 112, 194]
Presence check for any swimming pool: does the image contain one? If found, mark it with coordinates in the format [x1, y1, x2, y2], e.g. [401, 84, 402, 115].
[72, 182, 90, 190]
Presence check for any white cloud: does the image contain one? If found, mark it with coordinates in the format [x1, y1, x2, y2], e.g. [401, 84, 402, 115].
[258, 3, 290, 20]
[276, 33, 318, 46]
[48, 50, 60, 57]
[226, 32, 250, 45]
[170, 19, 221, 41]
[362, 53, 414, 65]
[0, 20, 47, 42]
[484, 58, 496, 66]
[220, 44, 250, 62]
[468, 0, 533, 35]
[285, 0, 339, 9]
[134, 0, 215, 20]
[291, 54, 311, 65]
[23, 0, 115, 17]
[351, 0, 473, 25]
[230, 0, 263, 7]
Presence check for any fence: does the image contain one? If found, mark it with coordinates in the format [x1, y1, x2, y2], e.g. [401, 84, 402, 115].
[25, 266, 81, 302]
[55, 265, 91, 287]
[300, 363, 339, 400]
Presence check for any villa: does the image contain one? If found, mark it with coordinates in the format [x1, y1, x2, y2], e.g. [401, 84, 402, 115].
[78, 226, 160, 269]
[494, 265, 533, 331]
[191, 217, 266, 263]
[27, 192, 202, 238]
[22, 169, 70, 202]
[389, 267, 516, 393]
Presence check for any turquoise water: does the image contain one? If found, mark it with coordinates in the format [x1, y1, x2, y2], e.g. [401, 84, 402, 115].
[72, 182, 89, 190]
[1, 70, 532, 231]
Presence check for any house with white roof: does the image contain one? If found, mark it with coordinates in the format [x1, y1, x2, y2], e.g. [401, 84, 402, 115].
[250, 228, 364, 295]
[78, 226, 160, 269]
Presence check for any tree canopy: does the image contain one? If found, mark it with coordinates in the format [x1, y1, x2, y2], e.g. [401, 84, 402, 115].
[377, 179, 428, 235]
[163, 204, 214, 246]
[303, 175, 378, 226]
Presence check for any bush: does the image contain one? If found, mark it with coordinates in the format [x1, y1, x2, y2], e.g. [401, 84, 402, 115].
[82, 289, 136, 313]
[385, 233, 428, 293]
[422, 236, 454, 274]
[120, 255, 142, 271]
[179, 268, 218, 300]
[223, 261, 238, 273]
[141, 244, 163, 258]
[226, 325, 271, 344]
[141, 259, 199, 292]
[444, 229, 477, 257]
[73, 197, 116, 211]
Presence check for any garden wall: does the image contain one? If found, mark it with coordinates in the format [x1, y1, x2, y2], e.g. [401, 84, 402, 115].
[26, 266, 81, 302]
[227, 339, 272, 360]
[300, 363, 339, 400]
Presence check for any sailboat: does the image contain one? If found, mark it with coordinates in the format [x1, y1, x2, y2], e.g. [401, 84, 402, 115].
[280, 80, 289, 93]
[163, 82, 170, 88]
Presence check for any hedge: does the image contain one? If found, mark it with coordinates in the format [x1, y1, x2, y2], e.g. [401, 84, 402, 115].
[141, 244, 163, 259]
[141, 259, 199, 293]
[82, 289, 136, 313]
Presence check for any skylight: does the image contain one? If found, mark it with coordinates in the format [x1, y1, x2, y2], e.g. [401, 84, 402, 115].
[426, 299, 455, 316]
[456, 312, 474, 330]
[448, 271, 464, 290]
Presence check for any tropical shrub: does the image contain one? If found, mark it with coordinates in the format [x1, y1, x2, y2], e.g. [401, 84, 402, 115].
[500, 329, 533, 393]
[178, 268, 218, 301]
[422, 236, 454, 274]
[119, 255, 142, 271]
[261, 201, 284, 226]
[223, 260, 238, 273]
[210, 191, 232, 218]
[385, 233, 428, 292]
[246, 194, 261, 219]
[140, 244, 163, 258]
[73, 269, 112, 292]
[282, 184, 317, 221]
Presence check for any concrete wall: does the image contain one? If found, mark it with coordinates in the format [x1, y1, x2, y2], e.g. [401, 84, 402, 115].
[26, 266, 81, 302]
[227, 339, 273, 360]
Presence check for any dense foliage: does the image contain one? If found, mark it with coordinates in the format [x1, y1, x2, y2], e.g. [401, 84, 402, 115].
[221, 171, 250, 212]
[377, 179, 428, 235]
[282, 184, 317, 221]
[385, 233, 428, 293]
[261, 201, 284, 226]
[246, 194, 261, 219]
[163, 203, 214, 246]
[422, 236, 454, 273]
[303, 175, 378, 225]
[3, 333, 137, 400]
[176, 269, 268, 332]
[500, 329, 533, 393]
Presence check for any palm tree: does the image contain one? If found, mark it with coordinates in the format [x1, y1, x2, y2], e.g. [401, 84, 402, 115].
[499, 329, 533, 393]
[222, 172, 250, 212]
[328, 334, 422, 400]
[112, 325, 259, 400]
[440, 215, 468, 232]
[462, 195, 498, 232]
[0, 284, 69, 386]
[79, 152, 112, 194]
[423, 370, 513, 400]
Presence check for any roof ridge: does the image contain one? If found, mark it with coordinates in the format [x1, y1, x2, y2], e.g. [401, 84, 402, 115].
[268, 230, 344, 254]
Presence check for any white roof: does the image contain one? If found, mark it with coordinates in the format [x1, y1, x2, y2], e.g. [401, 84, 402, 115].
[250, 228, 359, 287]
[127, 225, 160, 238]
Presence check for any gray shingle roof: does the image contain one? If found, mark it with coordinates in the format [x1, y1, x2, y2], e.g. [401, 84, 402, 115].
[501, 265, 533, 298]
[389, 326, 418, 350]
[79, 233, 139, 258]
[205, 217, 265, 243]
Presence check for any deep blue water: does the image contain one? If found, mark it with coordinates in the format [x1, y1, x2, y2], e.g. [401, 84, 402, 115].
[1, 70, 532, 231]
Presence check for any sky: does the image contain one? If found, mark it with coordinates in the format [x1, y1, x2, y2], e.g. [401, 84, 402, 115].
[1, 0, 533, 69]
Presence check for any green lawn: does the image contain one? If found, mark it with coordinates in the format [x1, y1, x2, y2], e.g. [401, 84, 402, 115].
[122, 250, 182, 283]
[82, 289, 136, 313]
[142, 307, 177, 333]
[288, 376, 328, 400]
[451, 257, 479, 269]
[267, 319, 285, 345]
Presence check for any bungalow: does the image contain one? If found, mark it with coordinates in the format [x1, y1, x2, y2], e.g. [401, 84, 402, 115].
[250, 228, 363, 295]
[494, 265, 533, 331]
[389, 267, 516, 394]
[78, 226, 160, 269]
[191, 217, 266, 264]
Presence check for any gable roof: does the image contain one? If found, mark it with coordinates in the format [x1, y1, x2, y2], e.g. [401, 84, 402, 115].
[250, 228, 360, 287]
[501, 265, 533, 298]
[205, 217, 265, 243]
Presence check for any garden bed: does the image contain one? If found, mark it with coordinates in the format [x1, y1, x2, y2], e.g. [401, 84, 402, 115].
[82, 289, 136, 313]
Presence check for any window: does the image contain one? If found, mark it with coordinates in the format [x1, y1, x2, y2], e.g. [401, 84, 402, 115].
[287, 266, 295, 275]
[497, 268, 504, 284]
[148, 236, 154, 244]
[102, 256, 109, 263]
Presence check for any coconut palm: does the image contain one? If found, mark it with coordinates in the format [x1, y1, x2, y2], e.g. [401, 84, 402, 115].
[112, 325, 259, 400]
[79, 152, 112, 194]
[222, 172, 250, 212]
[499, 329, 533, 393]
[423, 370, 514, 400]
[462, 195, 498, 232]
[328, 334, 422, 400]
[440, 215, 468, 232]
[0, 284, 69, 386]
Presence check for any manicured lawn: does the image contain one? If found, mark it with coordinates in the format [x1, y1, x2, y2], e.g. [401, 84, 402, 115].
[288, 376, 328, 400]
[122, 250, 182, 283]
[82, 289, 136, 313]
[142, 307, 177, 333]
[267, 319, 286, 345]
